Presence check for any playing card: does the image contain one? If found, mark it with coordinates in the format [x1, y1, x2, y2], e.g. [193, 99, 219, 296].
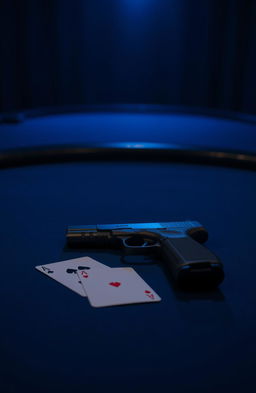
[78, 267, 161, 307]
[35, 256, 110, 297]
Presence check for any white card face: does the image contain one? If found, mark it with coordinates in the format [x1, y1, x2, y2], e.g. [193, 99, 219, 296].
[78, 267, 161, 307]
[35, 257, 110, 297]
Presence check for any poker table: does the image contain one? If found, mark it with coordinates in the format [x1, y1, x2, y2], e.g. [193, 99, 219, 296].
[1, 106, 256, 393]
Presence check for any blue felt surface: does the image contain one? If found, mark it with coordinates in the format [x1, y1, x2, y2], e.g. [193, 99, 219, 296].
[1, 112, 256, 393]
[0, 112, 256, 152]
[0, 161, 256, 393]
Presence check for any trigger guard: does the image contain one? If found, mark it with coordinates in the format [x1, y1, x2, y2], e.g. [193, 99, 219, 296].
[122, 237, 160, 255]
[122, 236, 158, 248]
[122, 237, 147, 248]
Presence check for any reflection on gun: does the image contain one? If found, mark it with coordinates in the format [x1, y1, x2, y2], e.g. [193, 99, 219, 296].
[66, 221, 224, 288]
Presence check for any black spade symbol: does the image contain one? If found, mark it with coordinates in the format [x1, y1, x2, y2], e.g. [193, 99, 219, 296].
[66, 268, 77, 274]
[78, 266, 91, 270]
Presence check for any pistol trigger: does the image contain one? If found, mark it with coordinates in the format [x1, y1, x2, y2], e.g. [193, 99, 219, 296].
[122, 237, 130, 248]
[123, 235, 159, 249]
[123, 235, 146, 248]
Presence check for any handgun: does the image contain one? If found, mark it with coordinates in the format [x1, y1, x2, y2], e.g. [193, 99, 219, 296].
[66, 221, 224, 288]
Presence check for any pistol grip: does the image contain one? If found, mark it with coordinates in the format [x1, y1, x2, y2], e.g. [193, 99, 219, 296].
[161, 235, 224, 288]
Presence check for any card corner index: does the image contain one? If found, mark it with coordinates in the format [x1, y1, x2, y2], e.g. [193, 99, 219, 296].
[35, 265, 43, 271]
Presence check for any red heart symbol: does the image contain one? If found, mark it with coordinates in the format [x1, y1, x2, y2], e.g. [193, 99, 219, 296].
[145, 290, 154, 299]
[109, 282, 121, 287]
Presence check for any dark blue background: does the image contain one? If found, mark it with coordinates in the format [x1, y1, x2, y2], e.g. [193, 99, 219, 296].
[1, 0, 256, 114]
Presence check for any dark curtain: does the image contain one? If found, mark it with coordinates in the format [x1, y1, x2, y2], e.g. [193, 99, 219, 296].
[0, 0, 256, 114]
